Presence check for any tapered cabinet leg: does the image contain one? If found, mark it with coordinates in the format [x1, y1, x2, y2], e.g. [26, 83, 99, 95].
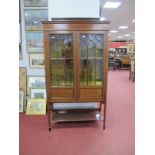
[48, 109, 51, 131]
[103, 102, 106, 130]
[48, 106, 52, 132]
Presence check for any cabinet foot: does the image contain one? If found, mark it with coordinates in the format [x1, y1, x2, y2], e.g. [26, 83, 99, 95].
[49, 127, 51, 132]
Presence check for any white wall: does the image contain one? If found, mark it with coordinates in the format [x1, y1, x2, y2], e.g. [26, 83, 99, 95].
[48, 0, 100, 20]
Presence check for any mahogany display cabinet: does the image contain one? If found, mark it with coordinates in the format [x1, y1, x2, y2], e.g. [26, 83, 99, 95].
[42, 19, 110, 131]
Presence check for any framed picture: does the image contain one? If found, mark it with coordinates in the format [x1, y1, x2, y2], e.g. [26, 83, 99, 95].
[19, 67, 27, 95]
[127, 44, 134, 54]
[30, 88, 46, 99]
[26, 99, 46, 115]
[29, 53, 44, 68]
[19, 44, 23, 60]
[26, 31, 43, 53]
[24, 9, 48, 30]
[19, 67, 27, 111]
[24, 0, 48, 7]
[19, 90, 24, 113]
[27, 76, 45, 94]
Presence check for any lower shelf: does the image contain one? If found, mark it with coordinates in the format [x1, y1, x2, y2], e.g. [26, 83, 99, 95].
[52, 110, 103, 122]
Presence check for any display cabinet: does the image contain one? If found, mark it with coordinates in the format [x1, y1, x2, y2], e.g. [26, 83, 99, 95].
[42, 19, 110, 131]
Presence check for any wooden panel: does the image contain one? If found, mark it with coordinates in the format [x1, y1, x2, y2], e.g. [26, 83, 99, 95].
[43, 23, 109, 31]
[79, 88, 102, 98]
[51, 88, 74, 98]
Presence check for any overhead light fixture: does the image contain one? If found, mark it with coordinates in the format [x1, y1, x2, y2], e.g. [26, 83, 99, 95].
[110, 30, 118, 33]
[119, 26, 128, 29]
[132, 19, 135, 23]
[104, 2, 121, 8]
[117, 36, 123, 38]
[124, 34, 131, 37]
[100, 17, 106, 21]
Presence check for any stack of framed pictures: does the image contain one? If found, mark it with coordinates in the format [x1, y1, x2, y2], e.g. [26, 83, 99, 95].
[23, 1, 48, 114]
[24, 0, 48, 68]
[27, 76, 46, 115]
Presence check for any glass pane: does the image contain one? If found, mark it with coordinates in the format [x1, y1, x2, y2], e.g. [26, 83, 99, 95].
[49, 34, 73, 87]
[80, 34, 104, 86]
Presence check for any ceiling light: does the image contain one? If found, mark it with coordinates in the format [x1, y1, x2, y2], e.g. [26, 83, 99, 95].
[110, 30, 118, 33]
[104, 2, 121, 8]
[124, 34, 131, 37]
[117, 36, 123, 38]
[100, 17, 106, 21]
[132, 19, 135, 23]
[119, 26, 128, 29]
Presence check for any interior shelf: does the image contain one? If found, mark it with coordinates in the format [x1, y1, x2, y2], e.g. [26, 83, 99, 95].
[52, 110, 103, 122]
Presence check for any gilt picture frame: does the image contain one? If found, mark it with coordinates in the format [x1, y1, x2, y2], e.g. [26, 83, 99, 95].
[26, 99, 46, 115]
[19, 67, 27, 111]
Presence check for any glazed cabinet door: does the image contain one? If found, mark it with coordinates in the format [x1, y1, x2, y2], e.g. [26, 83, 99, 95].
[77, 32, 106, 101]
[45, 32, 76, 102]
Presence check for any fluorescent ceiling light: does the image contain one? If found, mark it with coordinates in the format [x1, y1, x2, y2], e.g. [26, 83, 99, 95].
[104, 2, 121, 8]
[110, 30, 118, 33]
[124, 34, 131, 37]
[117, 36, 123, 38]
[100, 17, 106, 21]
[119, 26, 128, 29]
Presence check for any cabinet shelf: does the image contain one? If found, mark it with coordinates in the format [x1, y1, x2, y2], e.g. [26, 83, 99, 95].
[50, 58, 73, 60]
[80, 57, 102, 60]
[53, 110, 103, 122]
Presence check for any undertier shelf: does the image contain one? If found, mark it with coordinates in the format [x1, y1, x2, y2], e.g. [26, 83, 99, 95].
[52, 110, 103, 122]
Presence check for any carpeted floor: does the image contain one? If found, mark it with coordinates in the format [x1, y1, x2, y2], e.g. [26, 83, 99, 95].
[19, 70, 135, 155]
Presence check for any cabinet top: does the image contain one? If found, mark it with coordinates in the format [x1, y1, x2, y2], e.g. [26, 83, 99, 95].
[42, 19, 110, 31]
[42, 19, 110, 24]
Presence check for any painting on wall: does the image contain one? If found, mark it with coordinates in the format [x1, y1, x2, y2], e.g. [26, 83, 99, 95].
[26, 99, 46, 115]
[26, 31, 43, 53]
[19, 44, 23, 60]
[24, 0, 48, 7]
[24, 9, 48, 30]
[29, 53, 44, 68]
